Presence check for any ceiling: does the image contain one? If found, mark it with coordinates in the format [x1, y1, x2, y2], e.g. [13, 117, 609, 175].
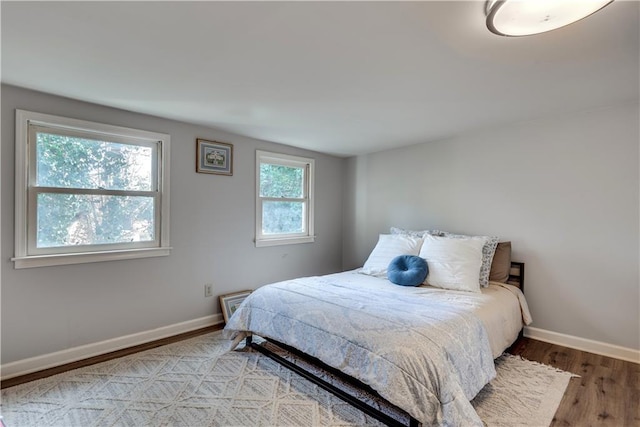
[2, 1, 638, 157]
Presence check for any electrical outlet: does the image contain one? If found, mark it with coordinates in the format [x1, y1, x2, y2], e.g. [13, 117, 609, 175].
[204, 284, 213, 298]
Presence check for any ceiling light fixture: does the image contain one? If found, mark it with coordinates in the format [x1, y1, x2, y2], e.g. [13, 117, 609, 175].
[485, 0, 614, 37]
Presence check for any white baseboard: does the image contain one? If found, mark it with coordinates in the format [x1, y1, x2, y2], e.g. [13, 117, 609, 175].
[1, 314, 223, 381]
[4, 319, 636, 381]
[524, 326, 640, 364]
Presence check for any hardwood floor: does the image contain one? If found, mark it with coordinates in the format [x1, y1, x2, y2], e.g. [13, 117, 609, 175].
[509, 337, 639, 427]
[2, 330, 638, 426]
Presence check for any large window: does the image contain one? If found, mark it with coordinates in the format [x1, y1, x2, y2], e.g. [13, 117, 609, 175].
[13, 110, 171, 268]
[255, 151, 314, 247]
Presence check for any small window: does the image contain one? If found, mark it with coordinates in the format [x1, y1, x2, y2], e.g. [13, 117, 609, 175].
[256, 151, 314, 247]
[13, 110, 171, 268]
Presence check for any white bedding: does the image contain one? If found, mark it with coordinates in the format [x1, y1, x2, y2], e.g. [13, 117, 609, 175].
[475, 281, 533, 357]
[322, 271, 532, 357]
[223, 270, 532, 426]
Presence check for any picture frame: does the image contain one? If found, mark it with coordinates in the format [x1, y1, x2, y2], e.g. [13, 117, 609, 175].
[219, 290, 252, 323]
[196, 139, 233, 175]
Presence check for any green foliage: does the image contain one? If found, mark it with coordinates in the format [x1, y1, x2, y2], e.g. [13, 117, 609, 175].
[260, 164, 303, 198]
[36, 133, 151, 190]
[35, 132, 155, 248]
[260, 163, 305, 234]
[262, 201, 304, 234]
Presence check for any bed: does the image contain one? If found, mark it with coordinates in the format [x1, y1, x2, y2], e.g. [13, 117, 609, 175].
[223, 231, 532, 427]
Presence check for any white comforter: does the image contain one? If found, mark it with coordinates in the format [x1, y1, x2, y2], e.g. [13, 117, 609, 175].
[223, 272, 500, 426]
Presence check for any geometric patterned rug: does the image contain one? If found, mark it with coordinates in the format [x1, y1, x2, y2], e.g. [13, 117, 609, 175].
[1, 331, 574, 427]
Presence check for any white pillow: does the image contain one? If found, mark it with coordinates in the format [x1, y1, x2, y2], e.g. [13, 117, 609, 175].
[419, 234, 486, 293]
[436, 231, 499, 288]
[361, 234, 424, 277]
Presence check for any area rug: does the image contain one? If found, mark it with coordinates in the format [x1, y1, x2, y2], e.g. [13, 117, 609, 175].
[1, 332, 574, 427]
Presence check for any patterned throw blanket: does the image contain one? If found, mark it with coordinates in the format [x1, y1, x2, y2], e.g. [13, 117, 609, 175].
[223, 275, 496, 426]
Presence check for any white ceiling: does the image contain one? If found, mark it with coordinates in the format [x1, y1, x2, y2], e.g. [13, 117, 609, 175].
[2, 1, 638, 157]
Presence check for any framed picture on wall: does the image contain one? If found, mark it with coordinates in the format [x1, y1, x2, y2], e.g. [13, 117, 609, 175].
[196, 139, 233, 175]
[219, 290, 252, 323]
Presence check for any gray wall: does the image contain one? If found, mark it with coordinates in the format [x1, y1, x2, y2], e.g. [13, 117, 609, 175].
[1, 85, 345, 363]
[343, 103, 639, 350]
[3, 83, 638, 364]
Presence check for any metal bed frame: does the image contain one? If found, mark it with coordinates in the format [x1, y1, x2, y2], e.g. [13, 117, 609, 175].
[244, 261, 525, 427]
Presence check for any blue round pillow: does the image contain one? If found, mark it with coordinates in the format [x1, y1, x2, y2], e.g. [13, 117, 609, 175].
[387, 255, 428, 287]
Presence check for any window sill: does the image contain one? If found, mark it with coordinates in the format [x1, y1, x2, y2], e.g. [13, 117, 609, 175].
[255, 236, 315, 247]
[12, 247, 172, 269]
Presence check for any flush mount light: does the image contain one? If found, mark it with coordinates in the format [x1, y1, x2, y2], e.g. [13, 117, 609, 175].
[486, 0, 614, 37]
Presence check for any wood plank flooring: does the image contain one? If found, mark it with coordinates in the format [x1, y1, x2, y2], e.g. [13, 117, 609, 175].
[509, 337, 639, 427]
[2, 329, 638, 426]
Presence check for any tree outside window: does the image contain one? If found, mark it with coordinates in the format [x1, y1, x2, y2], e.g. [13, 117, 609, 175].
[255, 151, 314, 247]
[13, 110, 170, 268]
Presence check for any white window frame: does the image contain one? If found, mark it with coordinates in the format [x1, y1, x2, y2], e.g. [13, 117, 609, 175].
[13, 110, 171, 268]
[255, 150, 315, 247]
